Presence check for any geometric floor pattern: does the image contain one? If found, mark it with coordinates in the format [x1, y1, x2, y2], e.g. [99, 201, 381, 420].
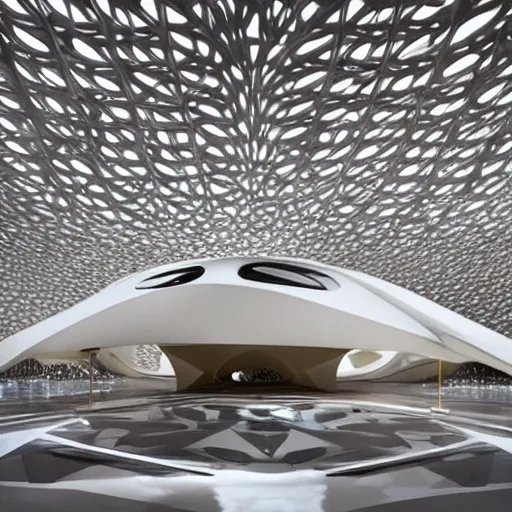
[1, 397, 512, 511]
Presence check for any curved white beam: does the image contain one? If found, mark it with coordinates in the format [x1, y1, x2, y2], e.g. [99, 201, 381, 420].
[335, 267, 512, 376]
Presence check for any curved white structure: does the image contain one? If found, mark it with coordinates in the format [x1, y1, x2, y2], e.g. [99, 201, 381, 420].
[337, 350, 460, 382]
[32, 346, 174, 378]
[97, 346, 174, 378]
[0, 257, 510, 390]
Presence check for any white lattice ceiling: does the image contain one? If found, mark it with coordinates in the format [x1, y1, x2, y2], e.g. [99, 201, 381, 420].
[0, 0, 511, 341]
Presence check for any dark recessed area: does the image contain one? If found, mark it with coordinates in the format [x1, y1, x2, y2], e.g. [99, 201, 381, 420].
[238, 262, 339, 291]
[136, 266, 205, 290]
[221, 367, 284, 384]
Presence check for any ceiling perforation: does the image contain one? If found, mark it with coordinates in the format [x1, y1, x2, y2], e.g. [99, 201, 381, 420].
[0, 0, 511, 340]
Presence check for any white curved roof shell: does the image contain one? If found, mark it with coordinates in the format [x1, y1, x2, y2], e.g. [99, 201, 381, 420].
[1, 257, 510, 378]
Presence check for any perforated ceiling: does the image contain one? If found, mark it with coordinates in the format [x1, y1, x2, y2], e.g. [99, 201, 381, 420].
[0, 0, 511, 342]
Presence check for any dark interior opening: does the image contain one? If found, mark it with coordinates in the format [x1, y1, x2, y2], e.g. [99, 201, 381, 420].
[136, 265, 205, 290]
[220, 367, 284, 384]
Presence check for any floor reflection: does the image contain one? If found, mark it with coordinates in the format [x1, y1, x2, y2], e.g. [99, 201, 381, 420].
[1, 389, 512, 511]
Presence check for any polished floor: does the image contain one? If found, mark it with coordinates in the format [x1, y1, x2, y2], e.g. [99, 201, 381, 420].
[1, 380, 512, 511]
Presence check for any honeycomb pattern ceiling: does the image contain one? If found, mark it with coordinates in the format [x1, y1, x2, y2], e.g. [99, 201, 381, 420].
[0, 0, 511, 341]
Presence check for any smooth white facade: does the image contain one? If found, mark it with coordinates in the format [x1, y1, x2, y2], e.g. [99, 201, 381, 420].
[0, 257, 510, 378]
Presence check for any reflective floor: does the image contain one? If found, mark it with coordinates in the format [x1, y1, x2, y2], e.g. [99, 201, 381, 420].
[0, 378, 169, 415]
[1, 380, 512, 511]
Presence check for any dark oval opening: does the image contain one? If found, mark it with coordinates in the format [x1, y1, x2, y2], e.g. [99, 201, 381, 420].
[238, 261, 339, 291]
[136, 265, 205, 290]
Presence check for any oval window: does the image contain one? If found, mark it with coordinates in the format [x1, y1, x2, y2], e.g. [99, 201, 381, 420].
[238, 262, 339, 291]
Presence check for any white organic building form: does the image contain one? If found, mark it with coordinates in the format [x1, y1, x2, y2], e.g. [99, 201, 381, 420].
[1, 257, 510, 391]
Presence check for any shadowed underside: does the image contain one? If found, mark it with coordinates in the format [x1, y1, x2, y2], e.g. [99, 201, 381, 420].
[162, 345, 348, 391]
